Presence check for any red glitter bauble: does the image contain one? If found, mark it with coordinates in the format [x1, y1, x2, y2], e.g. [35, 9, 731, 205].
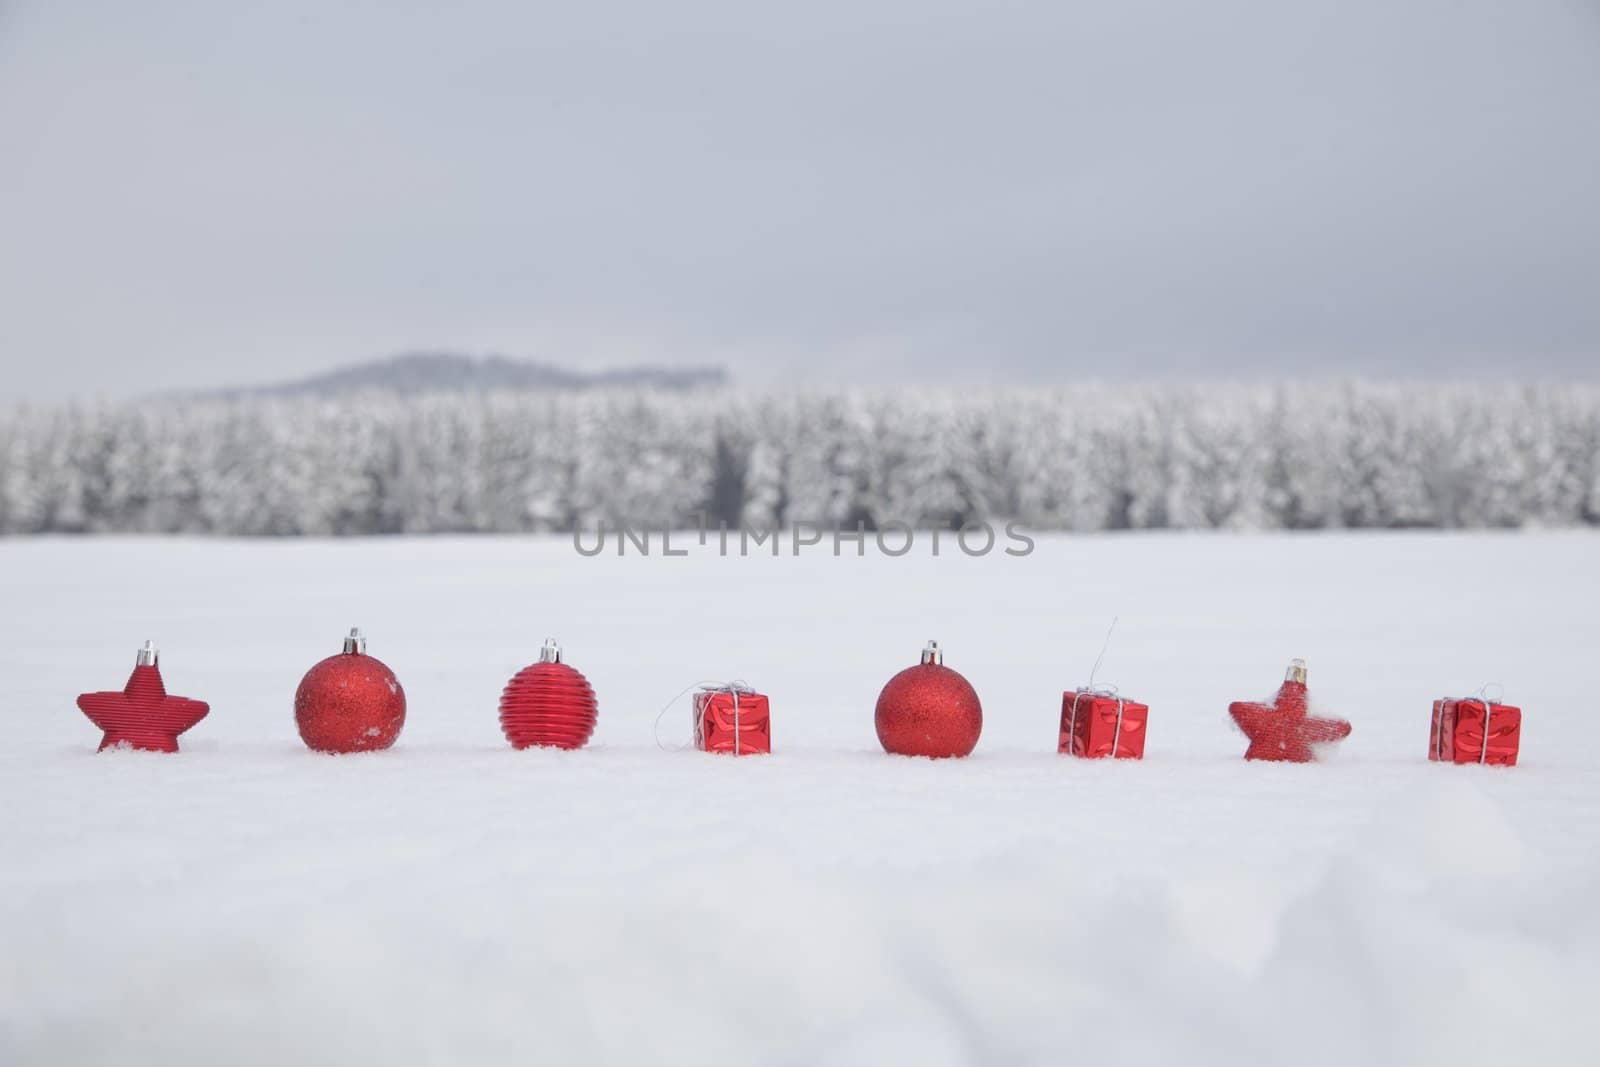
[500, 639, 597, 750]
[875, 641, 982, 758]
[76, 642, 209, 752]
[294, 629, 406, 754]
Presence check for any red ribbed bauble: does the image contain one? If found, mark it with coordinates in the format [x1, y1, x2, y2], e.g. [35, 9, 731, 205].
[294, 628, 406, 754]
[76, 641, 209, 752]
[500, 638, 597, 749]
[875, 640, 982, 758]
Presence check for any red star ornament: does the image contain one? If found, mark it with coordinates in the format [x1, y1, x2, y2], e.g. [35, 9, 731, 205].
[76, 642, 210, 752]
[1229, 659, 1350, 762]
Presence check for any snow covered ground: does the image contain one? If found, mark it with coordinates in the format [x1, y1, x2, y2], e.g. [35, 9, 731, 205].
[2, 532, 1597, 1065]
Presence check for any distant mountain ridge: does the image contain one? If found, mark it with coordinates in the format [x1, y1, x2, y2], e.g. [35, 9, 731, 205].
[209, 352, 728, 396]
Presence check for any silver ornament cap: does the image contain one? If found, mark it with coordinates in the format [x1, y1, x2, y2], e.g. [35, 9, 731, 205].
[343, 627, 367, 655]
[539, 638, 563, 664]
[1285, 658, 1307, 684]
[921, 640, 942, 665]
[136, 640, 159, 666]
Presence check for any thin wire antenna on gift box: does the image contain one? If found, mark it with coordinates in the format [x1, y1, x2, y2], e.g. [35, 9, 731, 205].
[1087, 616, 1119, 691]
[651, 678, 752, 751]
[1065, 617, 1129, 759]
[653, 679, 720, 751]
[1474, 682, 1505, 706]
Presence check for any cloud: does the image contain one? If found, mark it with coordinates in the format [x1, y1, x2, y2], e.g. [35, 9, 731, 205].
[1, 1, 1597, 402]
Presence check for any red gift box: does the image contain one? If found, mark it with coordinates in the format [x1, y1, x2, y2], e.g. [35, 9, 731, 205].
[1060, 689, 1147, 759]
[693, 685, 771, 755]
[1429, 697, 1520, 766]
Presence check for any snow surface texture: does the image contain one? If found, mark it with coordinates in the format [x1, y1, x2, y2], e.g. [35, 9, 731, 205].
[3, 382, 1599, 534]
[1, 533, 1597, 1066]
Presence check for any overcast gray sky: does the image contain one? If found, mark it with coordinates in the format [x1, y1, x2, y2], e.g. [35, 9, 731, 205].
[2, 1, 1597, 403]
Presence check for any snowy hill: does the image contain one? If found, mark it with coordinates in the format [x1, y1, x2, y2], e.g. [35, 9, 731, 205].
[207, 351, 728, 397]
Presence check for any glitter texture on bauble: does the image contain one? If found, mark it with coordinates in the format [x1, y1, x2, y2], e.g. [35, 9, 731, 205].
[294, 628, 406, 754]
[875, 640, 982, 758]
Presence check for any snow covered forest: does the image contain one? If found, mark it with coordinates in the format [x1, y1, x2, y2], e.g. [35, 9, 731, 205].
[0, 382, 1596, 535]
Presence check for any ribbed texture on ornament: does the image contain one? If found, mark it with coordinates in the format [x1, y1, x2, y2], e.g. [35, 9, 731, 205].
[76, 664, 210, 753]
[499, 661, 597, 749]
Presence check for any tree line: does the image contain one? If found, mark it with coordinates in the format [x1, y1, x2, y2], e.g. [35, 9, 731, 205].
[0, 382, 1595, 535]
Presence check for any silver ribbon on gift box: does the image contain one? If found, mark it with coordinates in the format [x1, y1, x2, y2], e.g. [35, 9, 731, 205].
[1435, 685, 1507, 764]
[696, 681, 757, 755]
[1067, 685, 1126, 758]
